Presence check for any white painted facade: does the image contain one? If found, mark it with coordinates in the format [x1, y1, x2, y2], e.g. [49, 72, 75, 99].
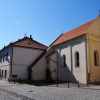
[0, 46, 12, 80]
[53, 35, 87, 83]
[12, 46, 43, 80]
[0, 45, 45, 80]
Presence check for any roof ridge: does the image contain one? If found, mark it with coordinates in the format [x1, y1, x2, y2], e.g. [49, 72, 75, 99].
[63, 19, 95, 35]
[12, 37, 28, 45]
[47, 18, 96, 50]
[32, 39, 48, 48]
[13, 37, 48, 49]
[49, 33, 63, 47]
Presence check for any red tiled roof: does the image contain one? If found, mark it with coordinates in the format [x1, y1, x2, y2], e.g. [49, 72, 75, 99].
[13, 37, 48, 50]
[48, 20, 95, 51]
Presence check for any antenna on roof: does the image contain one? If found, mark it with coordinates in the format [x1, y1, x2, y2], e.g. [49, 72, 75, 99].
[61, 30, 63, 34]
[24, 31, 27, 37]
[13, 39, 14, 42]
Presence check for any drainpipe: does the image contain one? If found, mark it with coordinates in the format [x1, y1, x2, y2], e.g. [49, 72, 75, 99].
[70, 45, 73, 82]
[49, 54, 58, 86]
[85, 34, 88, 84]
[10, 46, 13, 77]
[56, 50, 58, 87]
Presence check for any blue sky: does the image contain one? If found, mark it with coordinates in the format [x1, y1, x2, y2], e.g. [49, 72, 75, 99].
[0, 0, 100, 49]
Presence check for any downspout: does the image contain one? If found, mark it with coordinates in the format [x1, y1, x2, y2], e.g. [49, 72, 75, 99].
[85, 34, 88, 84]
[70, 45, 73, 81]
[49, 51, 58, 86]
[56, 50, 58, 86]
[10, 46, 13, 77]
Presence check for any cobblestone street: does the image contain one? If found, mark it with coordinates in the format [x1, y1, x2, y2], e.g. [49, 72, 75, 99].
[0, 81, 100, 100]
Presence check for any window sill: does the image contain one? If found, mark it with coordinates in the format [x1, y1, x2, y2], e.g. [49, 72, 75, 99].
[75, 66, 80, 68]
[94, 65, 99, 67]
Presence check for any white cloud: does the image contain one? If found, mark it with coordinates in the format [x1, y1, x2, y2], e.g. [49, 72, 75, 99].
[16, 20, 21, 25]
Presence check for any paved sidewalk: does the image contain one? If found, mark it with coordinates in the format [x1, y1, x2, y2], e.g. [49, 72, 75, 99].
[0, 80, 100, 100]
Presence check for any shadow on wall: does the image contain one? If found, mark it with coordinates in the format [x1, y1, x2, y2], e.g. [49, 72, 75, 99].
[59, 63, 78, 83]
[58, 53, 78, 83]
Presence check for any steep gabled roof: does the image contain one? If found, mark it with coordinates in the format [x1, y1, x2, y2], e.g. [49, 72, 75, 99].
[48, 19, 95, 50]
[0, 37, 48, 53]
[13, 37, 48, 50]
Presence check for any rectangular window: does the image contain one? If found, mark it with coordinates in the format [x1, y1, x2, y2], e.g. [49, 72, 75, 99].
[5, 70, 7, 78]
[0, 70, 1, 77]
[12, 75, 17, 78]
[2, 70, 3, 78]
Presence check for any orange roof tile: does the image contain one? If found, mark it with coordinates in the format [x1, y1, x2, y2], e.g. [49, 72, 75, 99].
[48, 19, 95, 51]
[13, 37, 48, 50]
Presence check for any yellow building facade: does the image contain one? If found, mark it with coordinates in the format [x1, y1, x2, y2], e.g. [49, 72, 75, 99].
[86, 16, 100, 83]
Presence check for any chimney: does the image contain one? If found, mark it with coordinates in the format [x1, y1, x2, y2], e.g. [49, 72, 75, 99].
[30, 35, 33, 39]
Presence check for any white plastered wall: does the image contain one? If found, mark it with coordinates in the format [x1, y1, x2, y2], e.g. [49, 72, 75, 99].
[58, 46, 71, 81]
[72, 42, 87, 83]
[55, 35, 87, 83]
[50, 53, 57, 80]
[0, 46, 12, 79]
[12, 46, 43, 80]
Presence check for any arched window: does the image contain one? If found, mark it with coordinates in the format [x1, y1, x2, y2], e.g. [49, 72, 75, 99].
[75, 51, 80, 67]
[62, 54, 66, 67]
[94, 50, 99, 66]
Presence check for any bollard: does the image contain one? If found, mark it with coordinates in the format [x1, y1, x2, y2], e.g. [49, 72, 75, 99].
[14, 80, 15, 84]
[78, 81, 80, 88]
[37, 81, 38, 86]
[56, 80, 58, 87]
[19, 78, 20, 83]
[87, 81, 89, 87]
[29, 80, 30, 85]
[68, 82, 69, 88]
[46, 80, 48, 86]
[95, 80, 96, 86]
[57, 82, 58, 87]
